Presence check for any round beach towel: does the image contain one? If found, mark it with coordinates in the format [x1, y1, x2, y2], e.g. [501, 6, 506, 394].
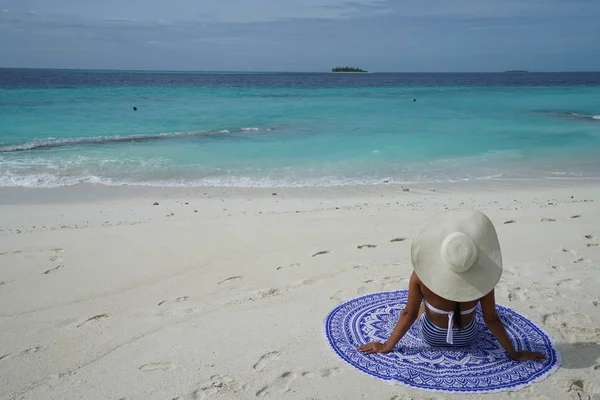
[324, 290, 561, 393]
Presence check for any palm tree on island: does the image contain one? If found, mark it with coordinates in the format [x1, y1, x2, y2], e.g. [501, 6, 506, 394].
[331, 66, 368, 73]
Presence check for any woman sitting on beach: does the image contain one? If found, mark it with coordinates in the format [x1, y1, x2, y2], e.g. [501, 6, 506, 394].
[358, 209, 546, 362]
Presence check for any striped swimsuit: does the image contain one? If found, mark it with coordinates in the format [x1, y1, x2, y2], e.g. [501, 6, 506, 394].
[419, 300, 478, 347]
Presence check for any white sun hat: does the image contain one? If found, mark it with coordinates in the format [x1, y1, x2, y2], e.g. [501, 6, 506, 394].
[411, 209, 503, 302]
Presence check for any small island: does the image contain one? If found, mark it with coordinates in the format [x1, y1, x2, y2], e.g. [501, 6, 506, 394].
[331, 66, 368, 73]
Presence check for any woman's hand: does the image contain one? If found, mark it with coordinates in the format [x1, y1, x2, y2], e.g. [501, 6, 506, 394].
[358, 342, 392, 354]
[512, 351, 546, 361]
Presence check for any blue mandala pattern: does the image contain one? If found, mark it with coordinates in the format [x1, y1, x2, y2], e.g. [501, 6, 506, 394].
[324, 290, 561, 393]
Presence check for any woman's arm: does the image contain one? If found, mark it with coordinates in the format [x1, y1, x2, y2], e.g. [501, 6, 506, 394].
[480, 290, 545, 361]
[358, 272, 423, 354]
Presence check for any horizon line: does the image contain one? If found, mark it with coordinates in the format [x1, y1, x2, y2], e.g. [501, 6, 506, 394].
[2, 67, 600, 74]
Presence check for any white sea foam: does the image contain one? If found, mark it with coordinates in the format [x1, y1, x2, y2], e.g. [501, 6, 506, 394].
[241, 127, 274, 132]
[1, 170, 597, 189]
[0, 169, 533, 189]
[567, 112, 600, 121]
[1, 145, 598, 189]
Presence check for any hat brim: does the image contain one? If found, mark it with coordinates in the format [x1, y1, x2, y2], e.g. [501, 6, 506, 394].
[411, 209, 503, 302]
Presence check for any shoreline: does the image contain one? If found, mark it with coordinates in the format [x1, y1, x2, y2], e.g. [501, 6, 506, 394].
[2, 177, 600, 205]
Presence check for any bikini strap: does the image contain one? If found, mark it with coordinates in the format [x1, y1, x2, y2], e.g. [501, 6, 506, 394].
[423, 300, 477, 345]
[423, 300, 450, 315]
[424, 300, 477, 315]
[460, 305, 478, 315]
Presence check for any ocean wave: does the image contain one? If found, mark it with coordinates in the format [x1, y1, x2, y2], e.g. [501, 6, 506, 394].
[0, 127, 274, 153]
[2, 146, 599, 189]
[0, 174, 334, 188]
[564, 112, 600, 121]
[240, 127, 273, 132]
[535, 110, 600, 122]
[2, 167, 599, 189]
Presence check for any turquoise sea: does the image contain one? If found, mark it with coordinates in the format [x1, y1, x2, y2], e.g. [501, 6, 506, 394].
[1, 70, 599, 188]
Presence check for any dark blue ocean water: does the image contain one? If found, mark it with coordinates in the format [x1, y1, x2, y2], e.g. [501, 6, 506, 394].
[3, 69, 600, 89]
[1, 69, 599, 187]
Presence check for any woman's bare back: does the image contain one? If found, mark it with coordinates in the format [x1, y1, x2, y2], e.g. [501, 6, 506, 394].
[416, 273, 479, 328]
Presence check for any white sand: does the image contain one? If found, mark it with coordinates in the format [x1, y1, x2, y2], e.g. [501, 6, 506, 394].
[1, 180, 599, 400]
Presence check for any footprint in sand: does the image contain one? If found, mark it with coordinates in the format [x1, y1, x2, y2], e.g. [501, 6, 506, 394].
[506, 387, 547, 399]
[300, 367, 343, 379]
[556, 278, 582, 289]
[0, 346, 46, 363]
[276, 263, 300, 271]
[317, 367, 343, 378]
[160, 307, 203, 317]
[158, 297, 190, 306]
[232, 288, 286, 305]
[503, 220, 517, 224]
[139, 362, 176, 372]
[370, 276, 409, 291]
[541, 218, 556, 222]
[257, 367, 344, 397]
[566, 379, 600, 400]
[256, 372, 298, 397]
[218, 276, 242, 285]
[20, 346, 45, 355]
[329, 290, 348, 303]
[542, 312, 599, 342]
[0, 250, 23, 256]
[390, 237, 407, 242]
[312, 250, 330, 257]
[173, 375, 246, 400]
[43, 264, 65, 275]
[585, 234, 594, 240]
[561, 248, 583, 262]
[357, 244, 377, 249]
[507, 287, 529, 302]
[252, 288, 283, 300]
[253, 351, 280, 372]
[77, 313, 109, 328]
[390, 397, 444, 400]
[507, 283, 558, 302]
[550, 265, 566, 275]
[570, 215, 582, 219]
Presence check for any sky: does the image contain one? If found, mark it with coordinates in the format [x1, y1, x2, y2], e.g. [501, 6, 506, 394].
[0, 0, 599, 72]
